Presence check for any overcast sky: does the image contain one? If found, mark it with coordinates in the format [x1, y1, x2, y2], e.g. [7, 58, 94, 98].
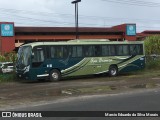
[0, 0, 160, 32]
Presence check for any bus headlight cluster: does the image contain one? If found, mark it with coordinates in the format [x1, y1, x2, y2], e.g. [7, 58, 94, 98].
[23, 65, 30, 74]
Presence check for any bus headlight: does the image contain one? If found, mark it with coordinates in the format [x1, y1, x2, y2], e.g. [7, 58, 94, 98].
[23, 65, 30, 74]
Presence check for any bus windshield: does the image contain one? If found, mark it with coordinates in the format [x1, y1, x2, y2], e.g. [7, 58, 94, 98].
[17, 46, 32, 68]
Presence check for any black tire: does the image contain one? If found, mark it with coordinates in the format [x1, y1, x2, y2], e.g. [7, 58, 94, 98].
[109, 65, 118, 77]
[49, 69, 61, 82]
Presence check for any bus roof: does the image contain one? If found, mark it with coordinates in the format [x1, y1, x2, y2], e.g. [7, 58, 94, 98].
[22, 39, 144, 48]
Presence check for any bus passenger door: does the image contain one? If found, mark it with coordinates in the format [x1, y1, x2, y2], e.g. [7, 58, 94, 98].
[31, 46, 47, 80]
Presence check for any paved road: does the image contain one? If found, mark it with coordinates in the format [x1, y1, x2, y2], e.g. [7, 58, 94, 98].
[3, 88, 160, 120]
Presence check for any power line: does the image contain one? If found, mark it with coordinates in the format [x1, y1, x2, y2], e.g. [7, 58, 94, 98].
[0, 13, 106, 27]
[2, 13, 160, 31]
[1, 7, 160, 24]
[102, 0, 160, 7]
[1, 7, 160, 31]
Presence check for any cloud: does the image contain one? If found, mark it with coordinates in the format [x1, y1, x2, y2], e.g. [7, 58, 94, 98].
[0, 0, 160, 31]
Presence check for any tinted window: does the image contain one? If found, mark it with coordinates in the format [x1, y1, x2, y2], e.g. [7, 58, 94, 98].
[117, 45, 129, 56]
[32, 47, 45, 62]
[130, 44, 143, 55]
[102, 45, 109, 56]
[102, 45, 116, 56]
[32, 46, 45, 68]
[50, 46, 68, 58]
[109, 45, 116, 56]
[77, 46, 83, 57]
[70, 46, 83, 58]
[85, 46, 94, 57]
[94, 45, 101, 56]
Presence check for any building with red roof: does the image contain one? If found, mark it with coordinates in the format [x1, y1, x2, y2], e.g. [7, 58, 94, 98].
[0, 21, 159, 53]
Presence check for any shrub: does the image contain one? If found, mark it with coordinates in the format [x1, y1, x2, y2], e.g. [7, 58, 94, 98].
[144, 35, 160, 69]
[0, 51, 17, 62]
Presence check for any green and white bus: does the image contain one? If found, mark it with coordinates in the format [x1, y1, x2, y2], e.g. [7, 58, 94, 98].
[16, 39, 145, 81]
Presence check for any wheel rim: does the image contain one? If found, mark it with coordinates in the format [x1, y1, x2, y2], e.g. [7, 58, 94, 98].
[111, 68, 117, 76]
[52, 72, 58, 80]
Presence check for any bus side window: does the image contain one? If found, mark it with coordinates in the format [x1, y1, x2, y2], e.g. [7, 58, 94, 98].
[77, 46, 83, 57]
[137, 45, 143, 55]
[72, 46, 78, 57]
[94, 45, 101, 57]
[63, 46, 68, 58]
[123, 45, 129, 55]
[50, 46, 56, 58]
[32, 47, 45, 68]
[85, 45, 94, 57]
[68, 46, 73, 57]
[71, 46, 83, 58]
[56, 46, 63, 58]
[102, 45, 109, 56]
[32, 47, 44, 62]
[109, 45, 116, 56]
[50, 46, 68, 58]
[130, 45, 143, 55]
[117, 45, 129, 56]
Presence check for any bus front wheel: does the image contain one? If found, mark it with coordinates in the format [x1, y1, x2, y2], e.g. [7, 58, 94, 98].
[109, 65, 118, 77]
[49, 69, 61, 82]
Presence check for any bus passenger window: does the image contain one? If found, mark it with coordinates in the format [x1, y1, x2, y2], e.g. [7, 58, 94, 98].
[123, 45, 129, 55]
[56, 46, 63, 58]
[50, 46, 56, 58]
[109, 45, 116, 56]
[130, 45, 143, 55]
[102, 45, 109, 56]
[71, 46, 83, 58]
[117, 45, 129, 56]
[130, 45, 136, 55]
[85, 46, 94, 57]
[94, 45, 101, 56]
[72, 46, 77, 57]
[63, 46, 68, 58]
[50, 46, 68, 58]
[77, 46, 83, 57]
[32, 47, 45, 68]
[136, 45, 143, 55]
[32, 48, 44, 62]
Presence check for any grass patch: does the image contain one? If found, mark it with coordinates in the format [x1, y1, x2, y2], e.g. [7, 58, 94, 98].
[0, 73, 16, 83]
[145, 59, 160, 70]
[124, 69, 160, 78]
[146, 83, 157, 88]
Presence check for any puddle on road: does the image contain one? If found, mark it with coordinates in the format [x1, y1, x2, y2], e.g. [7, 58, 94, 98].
[32, 89, 62, 97]
[30, 83, 159, 97]
[61, 85, 118, 95]
[130, 84, 146, 88]
[152, 77, 160, 80]
[0, 97, 6, 100]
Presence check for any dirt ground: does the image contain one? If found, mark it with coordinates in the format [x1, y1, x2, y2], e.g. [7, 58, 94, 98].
[0, 70, 160, 110]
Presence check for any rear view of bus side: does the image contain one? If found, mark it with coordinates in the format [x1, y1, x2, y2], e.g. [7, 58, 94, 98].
[16, 39, 145, 81]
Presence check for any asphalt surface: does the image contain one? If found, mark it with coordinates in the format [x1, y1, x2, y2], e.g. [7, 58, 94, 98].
[2, 88, 160, 120]
[12, 88, 160, 111]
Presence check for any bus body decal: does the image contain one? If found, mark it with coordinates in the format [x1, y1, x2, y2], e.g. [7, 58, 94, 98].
[37, 74, 49, 77]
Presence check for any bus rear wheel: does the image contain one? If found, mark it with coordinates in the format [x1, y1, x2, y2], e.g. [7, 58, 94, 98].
[49, 69, 61, 82]
[109, 65, 118, 77]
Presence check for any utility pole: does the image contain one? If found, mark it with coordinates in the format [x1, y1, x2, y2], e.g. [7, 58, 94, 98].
[71, 0, 81, 39]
